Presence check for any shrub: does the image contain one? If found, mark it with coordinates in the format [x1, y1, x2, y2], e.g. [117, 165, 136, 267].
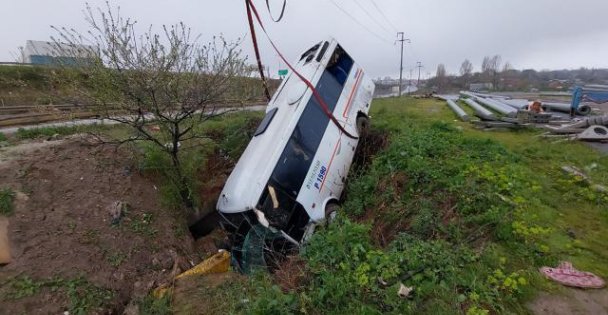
[0, 188, 15, 216]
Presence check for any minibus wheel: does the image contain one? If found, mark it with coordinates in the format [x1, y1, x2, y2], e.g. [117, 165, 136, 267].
[356, 115, 370, 136]
[325, 202, 339, 225]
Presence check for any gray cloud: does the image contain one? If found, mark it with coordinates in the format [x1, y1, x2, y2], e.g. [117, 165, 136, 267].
[2, 0, 607, 79]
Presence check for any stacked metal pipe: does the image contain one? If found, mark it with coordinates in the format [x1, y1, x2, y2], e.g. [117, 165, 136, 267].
[462, 98, 494, 120]
[446, 99, 470, 122]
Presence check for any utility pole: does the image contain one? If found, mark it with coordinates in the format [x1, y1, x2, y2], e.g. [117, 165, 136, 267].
[396, 32, 410, 97]
[409, 68, 413, 91]
[416, 61, 423, 87]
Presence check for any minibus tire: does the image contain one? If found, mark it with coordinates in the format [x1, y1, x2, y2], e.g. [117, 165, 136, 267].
[325, 202, 339, 225]
[356, 116, 370, 136]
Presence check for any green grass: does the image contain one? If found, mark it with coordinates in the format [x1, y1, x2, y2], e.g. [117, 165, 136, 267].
[2, 275, 114, 314]
[0, 132, 7, 142]
[139, 294, 172, 315]
[105, 250, 128, 268]
[128, 213, 158, 237]
[15, 124, 111, 140]
[0, 187, 15, 216]
[220, 96, 608, 314]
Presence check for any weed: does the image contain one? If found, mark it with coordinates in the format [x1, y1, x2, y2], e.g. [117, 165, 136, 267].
[172, 224, 186, 238]
[105, 251, 128, 268]
[14, 124, 111, 140]
[4, 276, 42, 299]
[67, 220, 77, 232]
[0, 187, 15, 216]
[139, 294, 172, 315]
[0, 132, 7, 142]
[130, 213, 158, 236]
[80, 229, 100, 245]
[61, 277, 113, 315]
[3, 276, 113, 314]
[16, 126, 75, 140]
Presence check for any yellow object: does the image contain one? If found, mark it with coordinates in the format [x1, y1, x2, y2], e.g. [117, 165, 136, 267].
[175, 250, 230, 280]
[152, 285, 171, 299]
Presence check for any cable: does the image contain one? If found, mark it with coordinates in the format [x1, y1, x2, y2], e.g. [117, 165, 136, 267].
[327, 0, 393, 45]
[245, 0, 359, 139]
[265, 0, 287, 22]
[352, 0, 393, 34]
[369, 0, 399, 33]
[246, 0, 272, 100]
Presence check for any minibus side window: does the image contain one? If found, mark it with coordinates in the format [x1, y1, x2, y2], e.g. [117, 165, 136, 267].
[254, 107, 278, 137]
[326, 45, 354, 86]
[299, 43, 321, 63]
[316, 41, 329, 62]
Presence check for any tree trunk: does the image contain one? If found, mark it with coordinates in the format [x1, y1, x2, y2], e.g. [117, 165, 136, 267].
[170, 123, 194, 209]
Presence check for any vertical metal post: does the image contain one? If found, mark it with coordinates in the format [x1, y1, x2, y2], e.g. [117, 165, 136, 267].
[396, 33, 410, 97]
[397, 32, 404, 97]
[409, 69, 413, 89]
[416, 61, 422, 87]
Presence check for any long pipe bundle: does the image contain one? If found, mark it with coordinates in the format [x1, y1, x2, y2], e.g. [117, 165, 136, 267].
[500, 99, 530, 110]
[474, 97, 518, 117]
[460, 91, 517, 117]
[542, 102, 591, 116]
[462, 98, 495, 119]
[446, 100, 470, 121]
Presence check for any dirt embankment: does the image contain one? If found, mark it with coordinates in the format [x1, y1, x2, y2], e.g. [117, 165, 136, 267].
[0, 137, 208, 314]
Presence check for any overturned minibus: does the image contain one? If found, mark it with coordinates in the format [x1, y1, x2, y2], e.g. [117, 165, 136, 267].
[217, 38, 375, 271]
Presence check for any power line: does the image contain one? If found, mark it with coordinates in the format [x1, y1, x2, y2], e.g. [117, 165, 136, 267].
[369, 0, 399, 33]
[352, 0, 393, 34]
[327, 0, 393, 45]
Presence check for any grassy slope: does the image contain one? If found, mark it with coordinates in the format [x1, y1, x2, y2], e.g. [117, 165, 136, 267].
[208, 97, 608, 315]
[377, 97, 608, 275]
[367, 97, 608, 312]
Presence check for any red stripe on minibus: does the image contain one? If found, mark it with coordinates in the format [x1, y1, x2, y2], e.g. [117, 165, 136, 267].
[342, 69, 363, 118]
[320, 136, 342, 191]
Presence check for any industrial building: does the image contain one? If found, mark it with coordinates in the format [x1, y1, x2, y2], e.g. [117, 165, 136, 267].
[21, 40, 96, 65]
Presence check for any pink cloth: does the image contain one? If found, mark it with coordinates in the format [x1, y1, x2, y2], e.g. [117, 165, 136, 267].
[540, 261, 605, 289]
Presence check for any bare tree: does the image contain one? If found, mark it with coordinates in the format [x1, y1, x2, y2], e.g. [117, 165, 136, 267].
[480, 55, 501, 90]
[490, 55, 502, 90]
[51, 3, 248, 208]
[481, 56, 490, 76]
[436, 64, 447, 78]
[460, 59, 473, 87]
[460, 59, 473, 77]
[435, 63, 447, 92]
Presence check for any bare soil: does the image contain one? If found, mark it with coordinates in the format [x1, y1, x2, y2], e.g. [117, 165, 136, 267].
[0, 137, 203, 314]
[529, 287, 608, 315]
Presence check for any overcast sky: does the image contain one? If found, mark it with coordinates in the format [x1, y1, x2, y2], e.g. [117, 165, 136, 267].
[2, 0, 608, 79]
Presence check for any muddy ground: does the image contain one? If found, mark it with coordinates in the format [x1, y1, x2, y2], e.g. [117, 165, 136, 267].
[0, 136, 220, 314]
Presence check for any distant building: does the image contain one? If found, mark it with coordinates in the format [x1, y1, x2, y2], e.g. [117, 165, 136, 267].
[21, 40, 96, 65]
[373, 77, 418, 97]
[469, 83, 493, 91]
